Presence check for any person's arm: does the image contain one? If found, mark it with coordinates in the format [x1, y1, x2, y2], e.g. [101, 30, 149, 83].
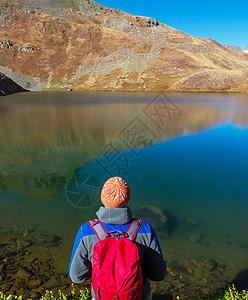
[69, 226, 92, 283]
[143, 223, 166, 281]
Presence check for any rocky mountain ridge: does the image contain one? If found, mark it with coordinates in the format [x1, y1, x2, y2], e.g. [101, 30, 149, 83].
[1, 0, 248, 92]
[224, 45, 248, 53]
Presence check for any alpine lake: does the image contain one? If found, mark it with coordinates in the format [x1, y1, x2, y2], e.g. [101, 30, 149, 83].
[0, 92, 248, 299]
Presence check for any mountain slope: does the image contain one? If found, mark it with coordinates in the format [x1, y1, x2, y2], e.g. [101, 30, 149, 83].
[1, 0, 248, 92]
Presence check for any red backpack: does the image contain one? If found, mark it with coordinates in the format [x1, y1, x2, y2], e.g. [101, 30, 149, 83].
[88, 218, 144, 300]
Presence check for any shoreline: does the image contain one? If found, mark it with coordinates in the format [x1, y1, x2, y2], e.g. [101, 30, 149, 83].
[1, 89, 248, 97]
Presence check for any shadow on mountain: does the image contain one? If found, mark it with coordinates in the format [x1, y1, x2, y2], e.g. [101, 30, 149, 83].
[0, 72, 28, 96]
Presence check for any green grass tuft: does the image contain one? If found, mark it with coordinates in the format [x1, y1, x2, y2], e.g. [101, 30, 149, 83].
[1, 283, 248, 300]
[221, 285, 248, 300]
[0, 284, 91, 300]
[176, 284, 248, 300]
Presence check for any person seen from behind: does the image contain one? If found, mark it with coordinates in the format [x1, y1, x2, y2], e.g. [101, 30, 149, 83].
[69, 176, 166, 300]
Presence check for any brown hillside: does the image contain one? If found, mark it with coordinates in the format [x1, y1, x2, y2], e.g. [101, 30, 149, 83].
[1, 0, 248, 92]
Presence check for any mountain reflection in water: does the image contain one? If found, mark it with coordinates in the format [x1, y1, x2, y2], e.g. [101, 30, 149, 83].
[0, 92, 247, 202]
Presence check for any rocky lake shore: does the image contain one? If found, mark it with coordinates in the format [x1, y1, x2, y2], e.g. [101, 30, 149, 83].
[0, 205, 241, 299]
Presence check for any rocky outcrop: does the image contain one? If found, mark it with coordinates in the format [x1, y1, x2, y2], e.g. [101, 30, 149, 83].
[224, 45, 248, 55]
[1, 0, 248, 92]
[0, 40, 35, 52]
[224, 45, 244, 53]
[141, 17, 159, 27]
[173, 70, 248, 91]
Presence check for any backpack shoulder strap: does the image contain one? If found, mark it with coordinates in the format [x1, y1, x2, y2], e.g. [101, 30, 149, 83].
[126, 219, 143, 241]
[88, 219, 108, 241]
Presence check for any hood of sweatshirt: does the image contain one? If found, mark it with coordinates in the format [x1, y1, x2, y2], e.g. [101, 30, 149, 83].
[96, 206, 132, 224]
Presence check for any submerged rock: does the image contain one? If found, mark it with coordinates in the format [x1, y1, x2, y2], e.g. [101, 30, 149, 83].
[0, 226, 65, 295]
[17, 267, 32, 279]
[160, 256, 230, 298]
[170, 257, 220, 280]
[133, 205, 167, 230]
[184, 217, 201, 227]
[16, 239, 31, 248]
[37, 233, 55, 243]
[26, 291, 41, 300]
[189, 233, 203, 244]
[2, 284, 13, 293]
[5, 243, 17, 253]
[42, 276, 64, 289]
[36, 233, 61, 246]
[29, 278, 43, 288]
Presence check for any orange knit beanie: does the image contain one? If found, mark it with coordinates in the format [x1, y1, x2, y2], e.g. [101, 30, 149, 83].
[101, 177, 130, 208]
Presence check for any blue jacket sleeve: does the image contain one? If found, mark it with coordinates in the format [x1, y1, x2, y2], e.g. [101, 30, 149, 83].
[142, 222, 167, 281]
[69, 226, 92, 283]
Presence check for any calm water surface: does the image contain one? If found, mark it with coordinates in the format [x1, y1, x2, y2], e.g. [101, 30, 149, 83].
[0, 92, 248, 296]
